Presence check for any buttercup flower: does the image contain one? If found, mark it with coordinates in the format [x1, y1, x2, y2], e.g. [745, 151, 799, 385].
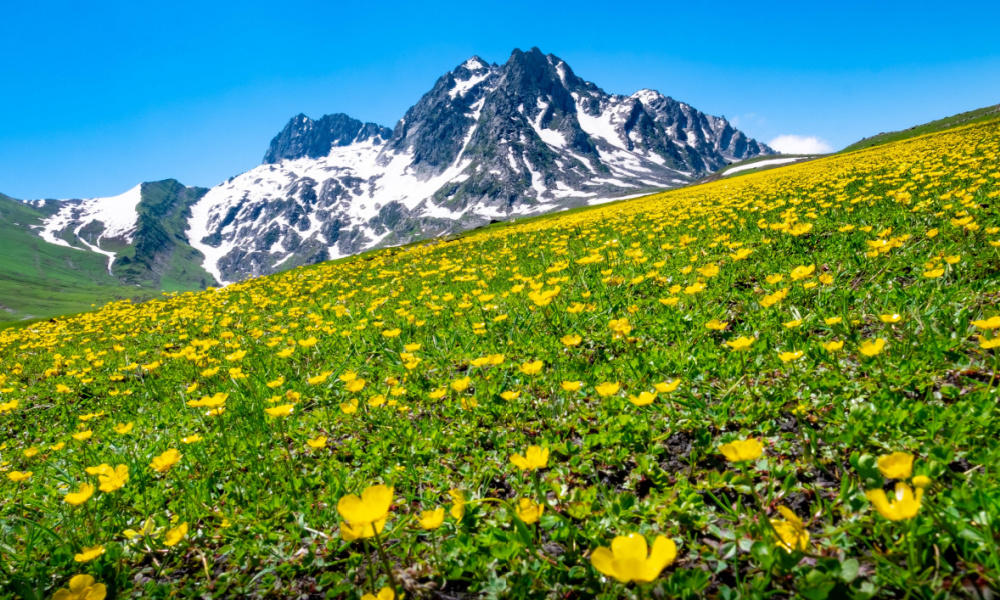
[719, 438, 764, 462]
[511, 445, 549, 471]
[74, 545, 105, 563]
[770, 506, 809, 552]
[52, 574, 107, 600]
[418, 507, 445, 530]
[590, 533, 677, 583]
[877, 452, 913, 479]
[516, 498, 545, 524]
[866, 482, 923, 521]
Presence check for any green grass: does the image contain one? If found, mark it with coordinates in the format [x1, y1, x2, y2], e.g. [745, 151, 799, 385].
[0, 195, 161, 324]
[2, 117, 1000, 599]
[841, 103, 1000, 153]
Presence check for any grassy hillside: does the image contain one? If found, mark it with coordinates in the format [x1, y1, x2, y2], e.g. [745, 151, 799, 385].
[111, 180, 216, 290]
[0, 194, 160, 325]
[0, 181, 215, 325]
[841, 103, 1000, 153]
[2, 115, 1000, 599]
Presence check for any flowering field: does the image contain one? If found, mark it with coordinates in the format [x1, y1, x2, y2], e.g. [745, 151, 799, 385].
[2, 118, 1000, 599]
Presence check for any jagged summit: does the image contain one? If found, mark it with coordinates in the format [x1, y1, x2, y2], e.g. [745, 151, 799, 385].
[48, 47, 772, 285]
[263, 113, 392, 164]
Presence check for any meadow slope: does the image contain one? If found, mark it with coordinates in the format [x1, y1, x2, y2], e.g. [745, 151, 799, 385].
[2, 118, 1000, 599]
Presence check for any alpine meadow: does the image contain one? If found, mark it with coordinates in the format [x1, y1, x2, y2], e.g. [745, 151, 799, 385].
[2, 112, 1000, 599]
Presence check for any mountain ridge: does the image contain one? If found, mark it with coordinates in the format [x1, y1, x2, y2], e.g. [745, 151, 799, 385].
[189, 47, 773, 283]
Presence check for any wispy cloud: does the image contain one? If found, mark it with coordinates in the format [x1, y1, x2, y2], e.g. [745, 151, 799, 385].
[768, 135, 833, 154]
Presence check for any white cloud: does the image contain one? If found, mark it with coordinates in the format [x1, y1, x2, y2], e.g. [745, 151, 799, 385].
[768, 135, 833, 154]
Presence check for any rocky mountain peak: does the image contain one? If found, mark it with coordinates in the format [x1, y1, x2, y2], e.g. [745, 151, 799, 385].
[262, 113, 392, 164]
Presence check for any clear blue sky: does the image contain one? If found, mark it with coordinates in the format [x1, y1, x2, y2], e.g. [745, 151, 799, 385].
[2, 0, 998, 199]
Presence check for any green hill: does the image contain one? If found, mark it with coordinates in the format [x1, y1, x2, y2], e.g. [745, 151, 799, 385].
[1, 116, 999, 598]
[0, 180, 216, 325]
[841, 103, 1000, 153]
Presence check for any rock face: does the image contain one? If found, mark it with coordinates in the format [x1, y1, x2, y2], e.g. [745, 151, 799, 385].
[263, 114, 392, 164]
[187, 47, 774, 284]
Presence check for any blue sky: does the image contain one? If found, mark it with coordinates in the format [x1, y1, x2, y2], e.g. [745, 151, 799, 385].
[2, 0, 998, 199]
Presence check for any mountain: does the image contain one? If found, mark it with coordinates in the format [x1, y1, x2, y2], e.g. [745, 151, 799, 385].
[188, 48, 773, 283]
[16, 47, 773, 303]
[0, 191, 155, 324]
[27, 180, 217, 289]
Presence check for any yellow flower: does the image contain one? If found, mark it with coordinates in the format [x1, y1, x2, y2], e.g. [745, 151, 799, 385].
[72, 430, 93, 442]
[824, 317, 842, 325]
[298, 337, 319, 347]
[164, 522, 188, 546]
[684, 282, 705, 295]
[51, 574, 107, 600]
[765, 274, 784, 284]
[859, 338, 886, 357]
[790, 264, 815, 280]
[770, 506, 809, 552]
[705, 319, 728, 330]
[595, 382, 620, 397]
[653, 379, 681, 393]
[23, 447, 39, 458]
[697, 263, 720, 278]
[510, 446, 549, 471]
[725, 336, 755, 351]
[381, 328, 402, 338]
[500, 390, 521, 400]
[730, 248, 752, 260]
[590, 533, 677, 583]
[923, 268, 944, 278]
[307, 371, 333, 385]
[519, 360, 544, 375]
[338, 484, 394, 529]
[449, 488, 466, 520]
[114, 422, 134, 434]
[74, 544, 105, 563]
[65, 482, 95, 506]
[98, 464, 129, 492]
[181, 434, 203, 444]
[877, 452, 913, 479]
[361, 587, 395, 600]
[866, 482, 923, 521]
[340, 399, 359, 414]
[451, 377, 472, 392]
[659, 297, 680, 306]
[561, 381, 583, 391]
[944, 255, 961, 264]
[628, 391, 657, 406]
[783, 319, 802, 329]
[979, 336, 1000, 349]
[7, 471, 32, 482]
[276, 348, 295, 358]
[516, 498, 545, 524]
[345, 378, 366, 392]
[822, 340, 844, 352]
[778, 351, 804, 363]
[972, 316, 1000, 330]
[561, 334, 582, 347]
[719, 438, 764, 462]
[912, 475, 932, 489]
[265, 404, 294, 417]
[266, 377, 285, 388]
[879, 313, 902, 323]
[306, 436, 327, 449]
[51, 442, 66, 451]
[418, 507, 445, 530]
[150, 449, 181, 473]
[429, 387, 447, 399]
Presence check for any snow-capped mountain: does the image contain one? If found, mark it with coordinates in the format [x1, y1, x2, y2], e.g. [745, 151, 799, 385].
[188, 48, 773, 283]
[23, 47, 773, 287]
